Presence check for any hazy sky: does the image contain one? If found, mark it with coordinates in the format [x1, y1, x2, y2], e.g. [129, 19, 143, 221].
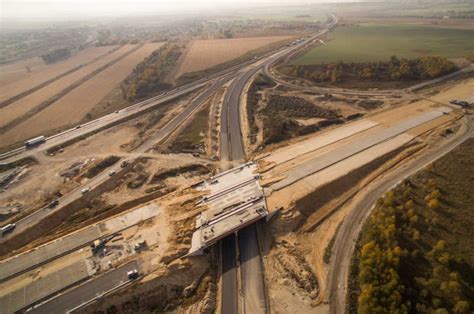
[1, 0, 348, 21]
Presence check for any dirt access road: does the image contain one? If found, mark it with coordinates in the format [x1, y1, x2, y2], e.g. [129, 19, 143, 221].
[328, 115, 473, 314]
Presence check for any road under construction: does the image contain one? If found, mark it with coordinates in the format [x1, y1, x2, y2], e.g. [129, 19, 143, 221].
[0, 14, 338, 314]
[1, 9, 472, 314]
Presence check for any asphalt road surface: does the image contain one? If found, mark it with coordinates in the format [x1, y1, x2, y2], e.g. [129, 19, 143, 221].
[219, 14, 339, 314]
[30, 260, 140, 313]
[328, 116, 473, 314]
[220, 67, 260, 161]
[221, 235, 238, 314]
[238, 225, 267, 314]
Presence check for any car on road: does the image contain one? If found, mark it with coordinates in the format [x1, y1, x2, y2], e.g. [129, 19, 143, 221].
[81, 187, 91, 195]
[127, 269, 139, 280]
[108, 170, 116, 176]
[120, 161, 129, 168]
[48, 200, 59, 208]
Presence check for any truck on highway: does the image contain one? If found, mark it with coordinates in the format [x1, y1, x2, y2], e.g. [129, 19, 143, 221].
[1, 223, 16, 236]
[25, 135, 46, 148]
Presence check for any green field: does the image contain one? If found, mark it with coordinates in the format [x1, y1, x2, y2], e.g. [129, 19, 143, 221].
[293, 24, 474, 64]
[232, 5, 327, 22]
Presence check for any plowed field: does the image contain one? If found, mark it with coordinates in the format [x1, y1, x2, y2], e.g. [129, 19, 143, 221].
[175, 36, 291, 78]
[0, 45, 136, 128]
[0, 46, 117, 102]
[0, 43, 163, 147]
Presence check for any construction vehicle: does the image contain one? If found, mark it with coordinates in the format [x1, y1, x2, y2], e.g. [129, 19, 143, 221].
[134, 240, 147, 251]
[450, 99, 472, 108]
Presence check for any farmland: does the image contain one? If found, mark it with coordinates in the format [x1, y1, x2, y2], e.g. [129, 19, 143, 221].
[231, 5, 328, 22]
[293, 24, 474, 64]
[0, 46, 118, 102]
[175, 36, 291, 78]
[0, 43, 163, 148]
[0, 45, 135, 128]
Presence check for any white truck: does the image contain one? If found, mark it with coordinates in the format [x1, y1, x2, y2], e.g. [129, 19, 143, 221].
[1, 223, 16, 236]
[25, 135, 46, 148]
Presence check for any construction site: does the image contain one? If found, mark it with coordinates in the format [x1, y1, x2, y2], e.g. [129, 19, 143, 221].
[1, 3, 473, 314]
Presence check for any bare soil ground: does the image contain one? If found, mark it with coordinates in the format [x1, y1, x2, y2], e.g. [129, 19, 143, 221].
[0, 90, 208, 226]
[174, 36, 291, 79]
[257, 78, 472, 313]
[80, 188, 217, 314]
[0, 45, 135, 128]
[245, 84, 390, 154]
[0, 46, 117, 102]
[0, 43, 163, 147]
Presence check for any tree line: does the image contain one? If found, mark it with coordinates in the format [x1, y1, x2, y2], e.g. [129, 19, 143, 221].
[284, 55, 457, 84]
[122, 44, 182, 101]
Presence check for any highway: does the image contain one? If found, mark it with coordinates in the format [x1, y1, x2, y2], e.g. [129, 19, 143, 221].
[220, 67, 260, 161]
[238, 225, 267, 314]
[221, 236, 238, 314]
[328, 116, 473, 314]
[29, 260, 140, 313]
[219, 14, 338, 314]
